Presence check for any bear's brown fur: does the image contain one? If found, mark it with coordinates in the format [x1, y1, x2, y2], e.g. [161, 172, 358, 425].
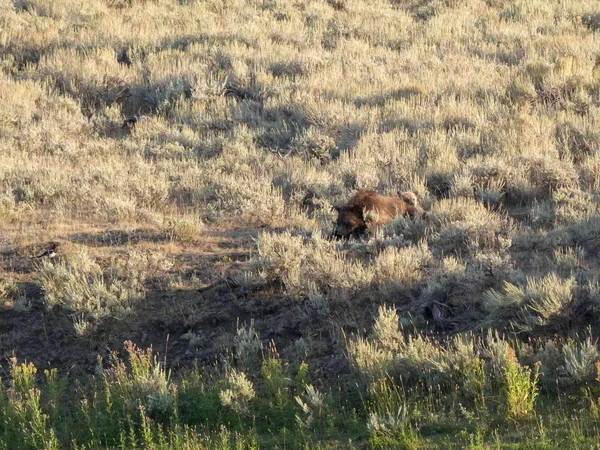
[332, 189, 428, 239]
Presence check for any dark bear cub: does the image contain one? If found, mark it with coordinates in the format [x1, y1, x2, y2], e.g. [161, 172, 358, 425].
[332, 189, 428, 239]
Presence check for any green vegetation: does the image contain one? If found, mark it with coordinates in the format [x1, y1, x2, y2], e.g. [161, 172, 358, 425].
[2, 0, 600, 447]
[3, 315, 600, 448]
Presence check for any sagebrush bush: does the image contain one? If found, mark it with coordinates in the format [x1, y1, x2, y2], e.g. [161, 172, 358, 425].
[371, 304, 405, 351]
[478, 331, 518, 386]
[39, 248, 172, 328]
[256, 230, 435, 304]
[295, 384, 327, 429]
[219, 369, 256, 416]
[103, 341, 175, 421]
[256, 231, 370, 300]
[366, 377, 417, 449]
[483, 273, 576, 333]
[528, 340, 566, 390]
[0, 279, 28, 311]
[429, 197, 513, 256]
[234, 319, 263, 368]
[372, 244, 433, 300]
[563, 336, 599, 384]
[349, 307, 488, 393]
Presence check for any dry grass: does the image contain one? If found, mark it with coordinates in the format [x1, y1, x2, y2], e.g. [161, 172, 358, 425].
[5, 2, 600, 448]
[1, 0, 600, 387]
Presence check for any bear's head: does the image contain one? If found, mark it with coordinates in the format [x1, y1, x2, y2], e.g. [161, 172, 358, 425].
[332, 205, 367, 239]
[399, 191, 418, 206]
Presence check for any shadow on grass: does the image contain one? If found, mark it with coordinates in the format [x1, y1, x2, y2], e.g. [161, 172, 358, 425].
[0, 224, 345, 379]
[67, 228, 171, 247]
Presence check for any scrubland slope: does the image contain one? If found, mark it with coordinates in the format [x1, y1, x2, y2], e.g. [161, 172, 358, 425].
[2, 0, 600, 447]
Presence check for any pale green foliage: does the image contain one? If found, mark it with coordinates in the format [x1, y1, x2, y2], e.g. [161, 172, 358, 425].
[554, 187, 598, 224]
[0, 279, 21, 300]
[431, 197, 513, 256]
[202, 177, 286, 224]
[373, 244, 433, 297]
[367, 406, 408, 441]
[0, 0, 597, 234]
[530, 340, 565, 389]
[483, 282, 527, 318]
[449, 171, 475, 199]
[554, 246, 586, 277]
[3, 0, 600, 445]
[73, 316, 93, 337]
[39, 248, 172, 325]
[483, 274, 576, 332]
[348, 305, 404, 378]
[563, 337, 599, 383]
[306, 282, 330, 315]
[349, 308, 487, 391]
[104, 341, 175, 419]
[371, 304, 404, 350]
[295, 385, 326, 429]
[450, 335, 486, 401]
[292, 127, 337, 163]
[366, 377, 419, 449]
[161, 213, 204, 243]
[525, 274, 576, 329]
[0, 279, 28, 311]
[256, 231, 371, 299]
[478, 330, 517, 385]
[180, 331, 203, 348]
[347, 337, 395, 380]
[219, 369, 256, 415]
[2, 0, 600, 361]
[257, 232, 432, 302]
[234, 319, 263, 366]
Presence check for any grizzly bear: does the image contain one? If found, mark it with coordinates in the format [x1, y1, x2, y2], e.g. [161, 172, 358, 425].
[332, 189, 429, 239]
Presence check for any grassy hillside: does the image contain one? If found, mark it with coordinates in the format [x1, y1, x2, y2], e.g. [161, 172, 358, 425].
[2, 0, 600, 447]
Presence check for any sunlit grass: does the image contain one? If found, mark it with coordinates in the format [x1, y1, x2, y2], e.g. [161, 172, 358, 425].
[3, 0, 600, 447]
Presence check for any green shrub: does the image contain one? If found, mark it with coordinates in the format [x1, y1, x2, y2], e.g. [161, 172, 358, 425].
[0, 359, 59, 450]
[261, 351, 294, 426]
[367, 377, 421, 450]
[503, 360, 540, 421]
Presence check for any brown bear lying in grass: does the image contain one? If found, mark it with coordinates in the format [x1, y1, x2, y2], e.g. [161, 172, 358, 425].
[332, 189, 429, 239]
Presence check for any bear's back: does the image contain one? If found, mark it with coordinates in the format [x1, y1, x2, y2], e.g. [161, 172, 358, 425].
[347, 189, 406, 216]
